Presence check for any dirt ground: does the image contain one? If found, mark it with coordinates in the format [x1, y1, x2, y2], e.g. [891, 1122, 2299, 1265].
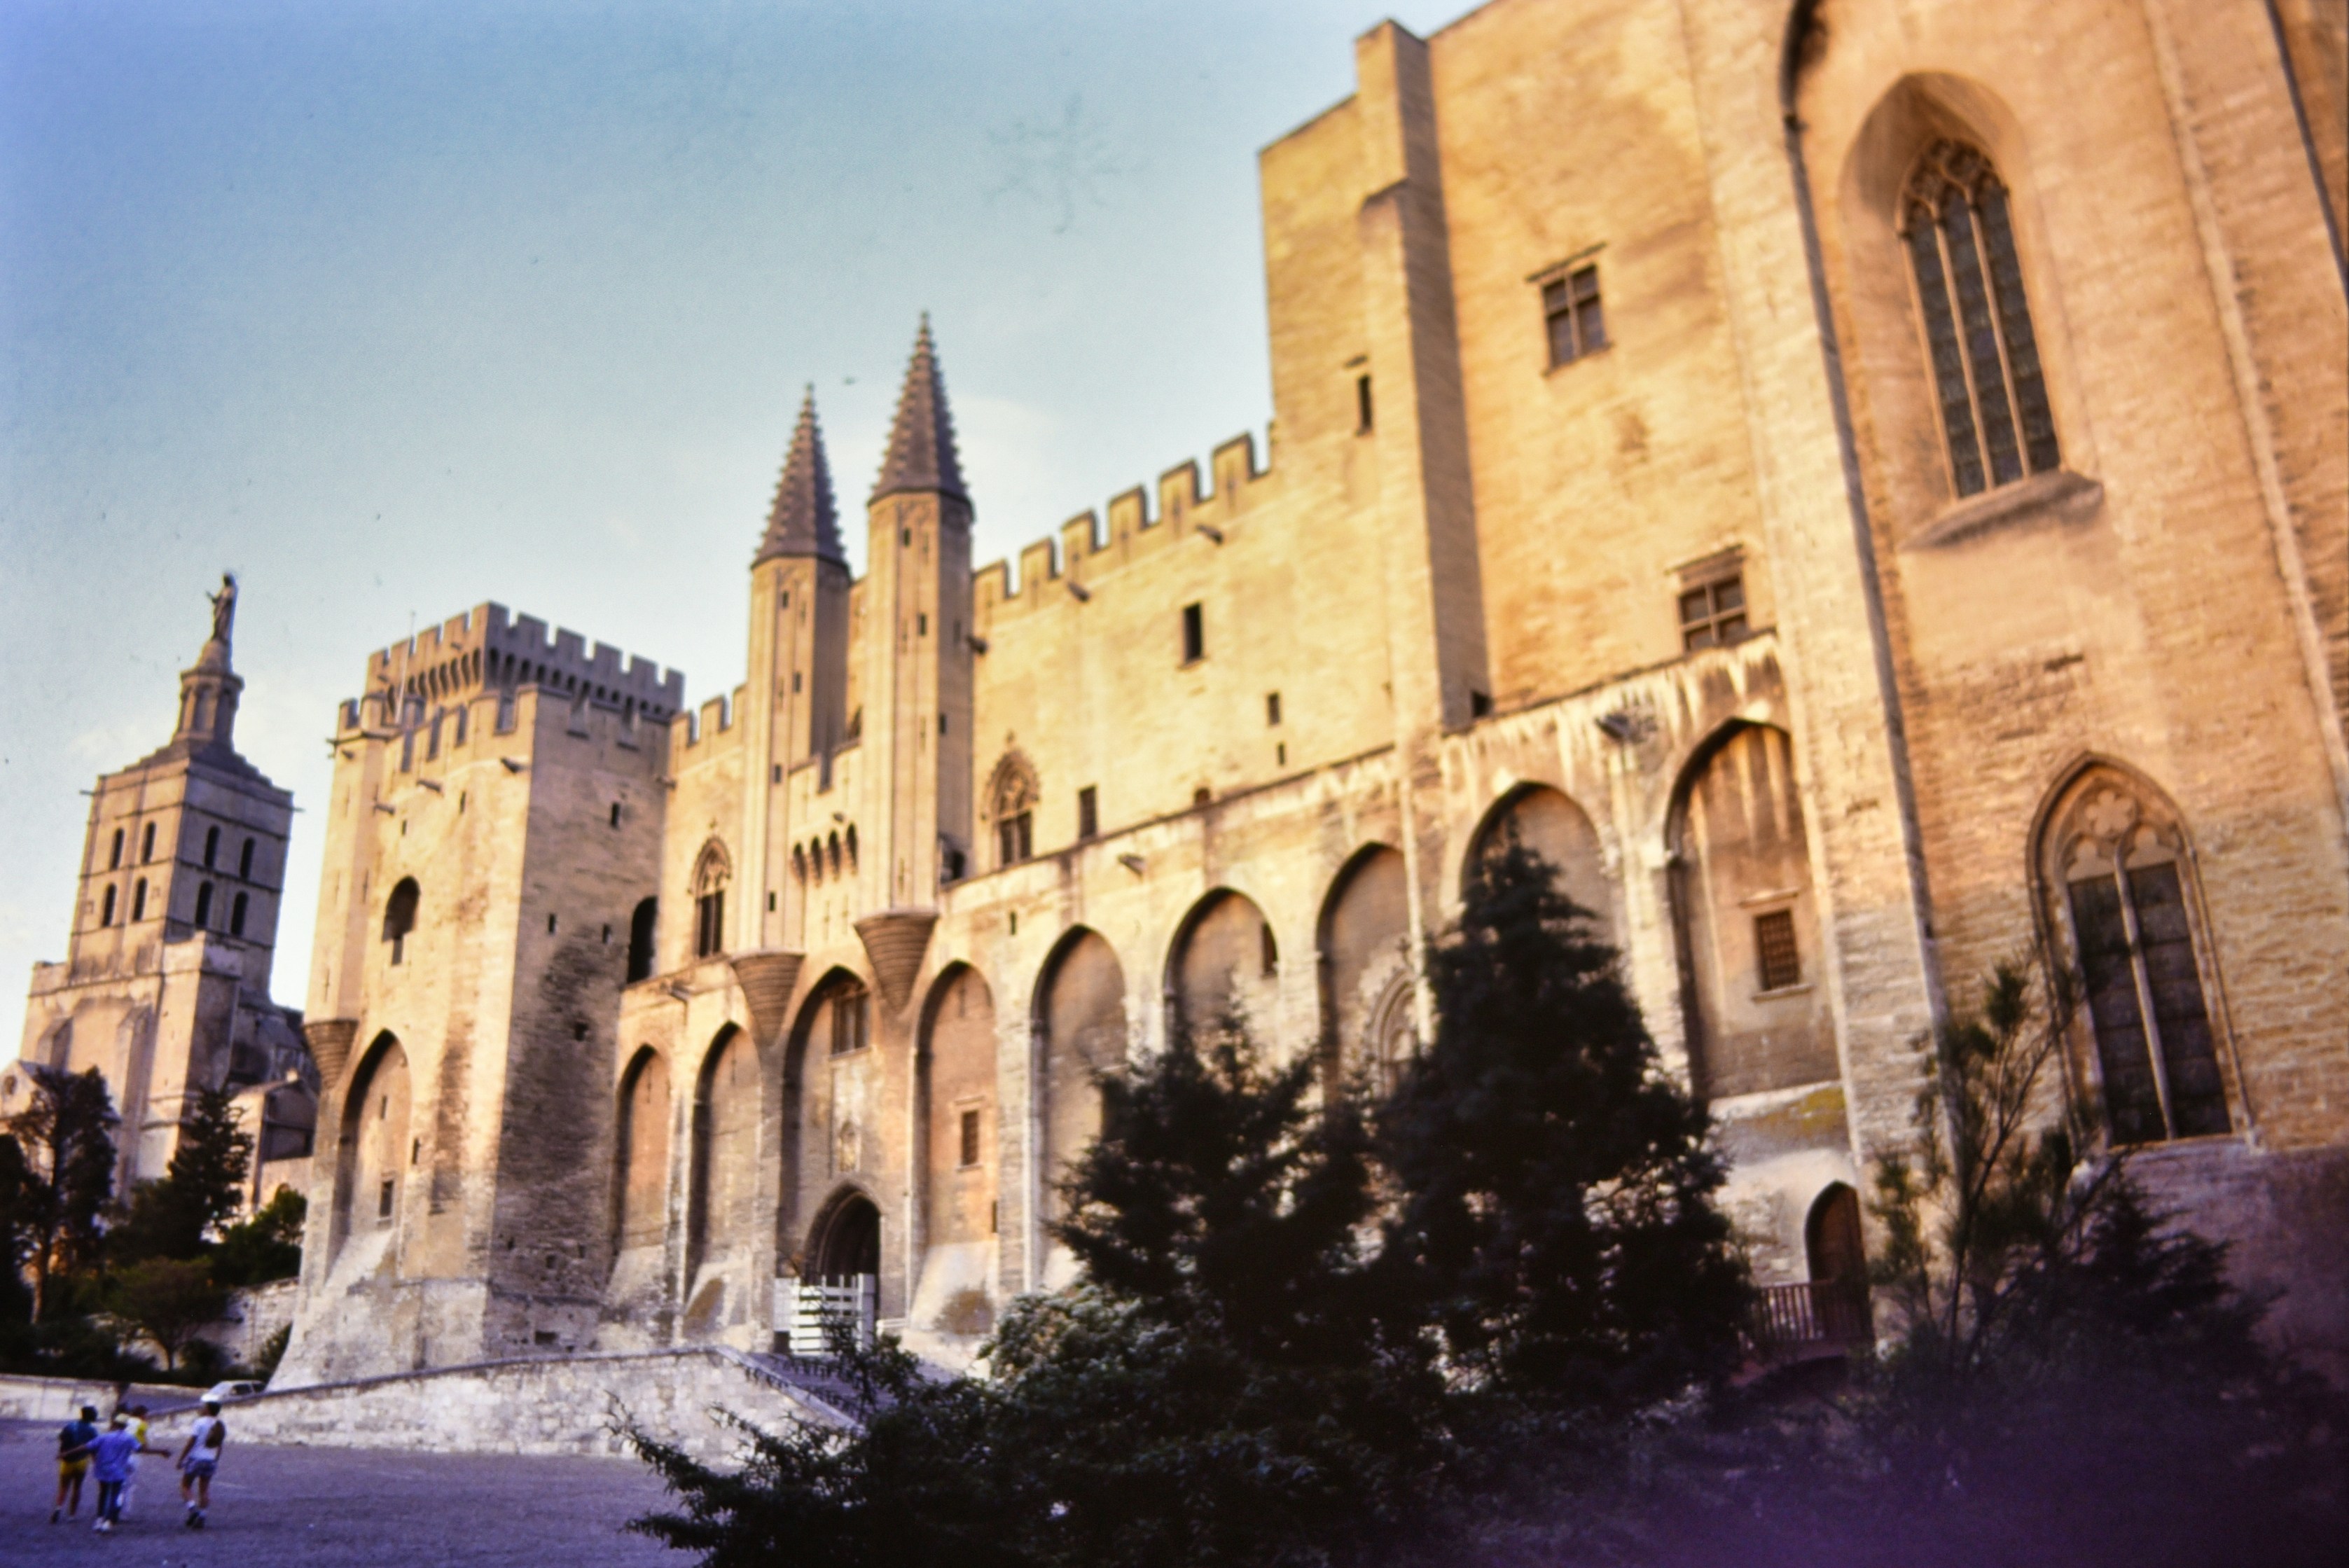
[0, 1418, 686, 1564]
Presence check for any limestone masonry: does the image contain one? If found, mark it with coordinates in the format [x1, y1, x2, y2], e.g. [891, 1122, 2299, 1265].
[29, 0, 2346, 1386]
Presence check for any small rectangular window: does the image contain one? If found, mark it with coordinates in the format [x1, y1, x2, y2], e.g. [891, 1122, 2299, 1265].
[1182, 603, 1204, 664]
[1266, 692, 1282, 726]
[959, 1109, 981, 1168]
[1754, 909, 1801, 992]
[1543, 263, 1607, 367]
[1679, 576, 1748, 651]
[377, 1178, 395, 1221]
[1354, 373, 1373, 433]
[917, 613, 928, 637]
[791, 672, 802, 693]
[1077, 787, 1098, 840]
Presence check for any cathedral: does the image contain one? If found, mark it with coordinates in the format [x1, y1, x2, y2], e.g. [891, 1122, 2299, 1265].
[142, 0, 2339, 1383]
[11, 577, 317, 1205]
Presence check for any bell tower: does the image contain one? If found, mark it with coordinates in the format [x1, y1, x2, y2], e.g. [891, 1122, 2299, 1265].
[742, 390, 852, 952]
[852, 319, 974, 1006]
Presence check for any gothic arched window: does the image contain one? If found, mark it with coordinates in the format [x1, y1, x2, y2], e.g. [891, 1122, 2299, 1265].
[988, 751, 1039, 868]
[1901, 141, 2059, 498]
[693, 842, 730, 959]
[2039, 768, 2230, 1144]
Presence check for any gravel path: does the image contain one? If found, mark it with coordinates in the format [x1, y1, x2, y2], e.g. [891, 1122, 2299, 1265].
[0, 1419, 688, 1564]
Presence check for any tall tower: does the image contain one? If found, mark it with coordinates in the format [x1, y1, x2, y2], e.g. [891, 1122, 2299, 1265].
[8, 576, 310, 1188]
[741, 390, 852, 954]
[854, 319, 975, 1006]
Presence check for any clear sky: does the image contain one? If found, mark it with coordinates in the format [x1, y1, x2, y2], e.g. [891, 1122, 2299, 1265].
[1, 0, 1467, 1039]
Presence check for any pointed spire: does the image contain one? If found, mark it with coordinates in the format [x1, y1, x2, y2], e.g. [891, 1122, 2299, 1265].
[871, 314, 967, 505]
[754, 388, 844, 564]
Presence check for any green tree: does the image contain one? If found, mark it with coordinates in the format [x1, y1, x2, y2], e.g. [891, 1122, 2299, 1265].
[106, 1256, 227, 1373]
[1845, 960, 2345, 1565]
[110, 1085, 254, 1265]
[0, 1134, 34, 1333]
[6, 1065, 118, 1319]
[212, 1184, 305, 1287]
[1376, 840, 1747, 1408]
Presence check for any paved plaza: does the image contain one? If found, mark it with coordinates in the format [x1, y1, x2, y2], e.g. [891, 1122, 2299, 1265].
[0, 1420, 685, 1564]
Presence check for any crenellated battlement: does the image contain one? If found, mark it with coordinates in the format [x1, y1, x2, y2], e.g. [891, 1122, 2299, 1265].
[972, 429, 1273, 620]
[347, 603, 686, 726]
[675, 684, 749, 752]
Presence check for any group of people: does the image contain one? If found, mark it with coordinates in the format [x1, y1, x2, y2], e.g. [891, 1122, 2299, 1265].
[50, 1396, 228, 1534]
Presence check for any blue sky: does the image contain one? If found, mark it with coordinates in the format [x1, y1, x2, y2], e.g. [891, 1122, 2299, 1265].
[0, 0, 1463, 1027]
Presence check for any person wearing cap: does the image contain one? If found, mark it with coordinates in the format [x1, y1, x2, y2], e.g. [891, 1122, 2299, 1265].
[50, 1404, 99, 1523]
[176, 1397, 229, 1529]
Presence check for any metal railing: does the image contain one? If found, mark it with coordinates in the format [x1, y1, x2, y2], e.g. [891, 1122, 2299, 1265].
[779, 1274, 878, 1358]
[1749, 1279, 1873, 1357]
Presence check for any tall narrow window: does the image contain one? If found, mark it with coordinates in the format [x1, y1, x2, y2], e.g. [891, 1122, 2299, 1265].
[132, 879, 147, 921]
[101, 885, 117, 927]
[1754, 909, 1801, 991]
[383, 877, 420, 964]
[141, 823, 156, 862]
[203, 826, 220, 868]
[1901, 141, 2060, 498]
[230, 891, 249, 937]
[239, 838, 256, 879]
[693, 842, 730, 959]
[1354, 373, 1373, 433]
[1077, 786, 1099, 841]
[959, 1109, 982, 1167]
[2041, 770, 2229, 1144]
[193, 882, 214, 929]
[626, 897, 658, 983]
[829, 982, 871, 1055]
[1266, 692, 1282, 726]
[1182, 603, 1205, 664]
[108, 828, 124, 870]
[1541, 263, 1607, 367]
[998, 813, 1033, 867]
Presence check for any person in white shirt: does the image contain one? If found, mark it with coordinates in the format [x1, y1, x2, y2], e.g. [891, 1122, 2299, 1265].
[175, 1399, 229, 1529]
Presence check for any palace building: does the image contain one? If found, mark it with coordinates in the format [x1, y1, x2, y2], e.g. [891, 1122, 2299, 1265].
[272, 0, 2349, 1382]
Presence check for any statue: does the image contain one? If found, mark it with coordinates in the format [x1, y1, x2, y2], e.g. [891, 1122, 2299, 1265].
[207, 573, 237, 646]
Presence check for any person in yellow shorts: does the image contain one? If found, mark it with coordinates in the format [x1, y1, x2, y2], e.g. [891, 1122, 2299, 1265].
[50, 1405, 99, 1524]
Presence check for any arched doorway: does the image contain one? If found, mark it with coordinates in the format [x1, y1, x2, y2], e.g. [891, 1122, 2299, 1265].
[808, 1189, 882, 1281]
[1804, 1184, 1871, 1342]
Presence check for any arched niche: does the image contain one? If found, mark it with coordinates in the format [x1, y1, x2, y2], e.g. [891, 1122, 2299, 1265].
[331, 1032, 411, 1267]
[780, 968, 876, 1268]
[1318, 846, 1415, 1094]
[1466, 784, 1615, 941]
[2033, 761, 2231, 1144]
[1033, 928, 1129, 1284]
[382, 877, 420, 966]
[1666, 723, 1837, 1099]
[916, 966, 997, 1330]
[684, 1024, 757, 1299]
[1168, 889, 1279, 1042]
[610, 1047, 672, 1289]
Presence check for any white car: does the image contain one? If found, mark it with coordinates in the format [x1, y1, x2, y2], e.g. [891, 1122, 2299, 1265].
[200, 1380, 265, 1404]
